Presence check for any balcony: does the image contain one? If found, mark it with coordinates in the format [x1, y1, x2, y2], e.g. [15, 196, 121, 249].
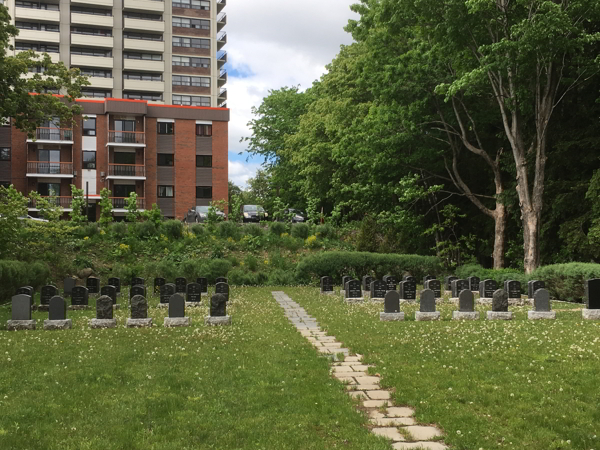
[87, 76, 114, 89]
[71, 34, 114, 49]
[108, 131, 146, 146]
[26, 162, 74, 178]
[218, 87, 227, 100]
[124, 18, 165, 33]
[107, 164, 146, 180]
[217, 0, 225, 13]
[27, 127, 74, 144]
[218, 68, 227, 86]
[111, 197, 145, 210]
[123, 38, 164, 53]
[16, 29, 60, 44]
[71, 0, 113, 6]
[217, 51, 227, 68]
[15, 7, 60, 23]
[16, 50, 61, 64]
[123, 79, 164, 92]
[70, 13, 114, 27]
[124, 0, 164, 13]
[29, 196, 73, 210]
[217, 13, 227, 32]
[123, 58, 164, 72]
[217, 32, 227, 51]
[71, 54, 114, 69]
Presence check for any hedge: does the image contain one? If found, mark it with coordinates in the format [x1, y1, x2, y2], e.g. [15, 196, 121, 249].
[0, 260, 50, 304]
[530, 263, 600, 302]
[455, 264, 529, 293]
[295, 252, 443, 285]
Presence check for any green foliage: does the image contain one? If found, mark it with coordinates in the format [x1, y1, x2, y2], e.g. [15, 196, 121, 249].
[291, 223, 310, 240]
[356, 216, 379, 252]
[140, 203, 162, 228]
[29, 191, 63, 221]
[269, 221, 287, 236]
[243, 254, 259, 272]
[135, 221, 157, 239]
[304, 235, 320, 249]
[266, 269, 296, 286]
[455, 264, 528, 293]
[315, 224, 336, 240]
[110, 222, 128, 238]
[270, 197, 287, 222]
[162, 220, 183, 240]
[244, 224, 264, 238]
[531, 263, 600, 302]
[191, 223, 206, 238]
[78, 222, 98, 238]
[0, 185, 28, 259]
[0, 260, 49, 303]
[69, 185, 86, 224]
[217, 221, 241, 240]
[228, 193, 244, 223]
[125, 192, 139, 222]
[228, 268, 268, 286]
[98, 188, 113, 226]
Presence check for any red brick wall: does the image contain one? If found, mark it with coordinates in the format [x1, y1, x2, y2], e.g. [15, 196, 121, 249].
[73, 117, 83, 190]
[145, 117, 157, 209]
[174, 119, 196, 219]
[212, 120, 228, 214]
[96, 114, 108, 196]
[10, 125, 28, 195]
[172, 7, 209, 19]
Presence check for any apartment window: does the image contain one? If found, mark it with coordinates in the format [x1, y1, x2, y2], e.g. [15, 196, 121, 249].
[158, 186, 174, 198]
[15, 21, 59, 32]
[172, 56, 209, 68]
[71, 27, 112, 37]
[114, 152, 135, 165]
[124, 52, 162, 61]
[71, 47, 112, 57]
[172, 37, 210, 49]
[71, 6, 112, 16]
[196, 186, 212, 199]
[157, 122, 174, 135]
[196, 124, 212, 136]
[0, 148, 10, 161]
[124, 32, 162, 41]
[124, 12, 162, 21]
[173, 95, 210, 107]
[173, 0, 209, 9]
[157, 154, 174, 166]
[196, 155, 212, 167]
[114, 184, 135, 198]
[82, 118, 96, 136]
[81, 89, 111, 98]
[38, 182, 61, 197]
[15, 42, 59, 53]
[123, 72, 162, 81]
[123, 92, 162, 101]
[29, 66, 46, 73]
[78, 69, 112, 78]
[0, 182, 10, 189]
[172, 75, 210, 87]
[16, 2, 59, 10]
[172, 17, 209, 30]
[82, 151, 96, 169]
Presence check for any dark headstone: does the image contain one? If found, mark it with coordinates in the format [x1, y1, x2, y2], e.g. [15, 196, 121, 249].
[383, 275, 397, 291]
[130, 295, 147, 319]
[160, 283, 176, 304]
[175, 277, 187, 294]
[345, 280, 361, 299]
[370, 280, 387, 299]
[187, 283, 202, 302]
[420, 289, 436, 312]
[534, 288, 551, 312]
[425, 279, 442, 298]
[130, 285, 146, 300]
[107, 277, 121, 294]
[458, 290, 474, 312]
[492, 289, 509, 312]
[384, 291, 400, 313]
[16, 286, 34, 307]
[399, 280, 417, 300]
[41, 285, 58, 305]
[71, 286, 89, 306]
[48, 296, 67, 320]
[341, 276, 351, 290]
[215, 282, 229, 301]
[210, 293, 227, 316]
[215, 277, 228, 285]
[196, 277, 208, 293]
[451, 279, 469, 298]
[63, 277, 77, 297]
[403, 275, 416, 283]
[586, 279, 600, 309]
[12, 294, 32, 320]
[96, 295, 114, 320]
[527, 280, 545, 298]
[101, 285, 117, 305]
[423, 275, 434, 286]
[154, 277, 166, 294]
[468, 276, 480, 291]
[131, 277, 145, 287]
[479, 279, 497, 298]
[362, 276, 374, 292]
[86, 277, 99, 294]
[169, 293, 185, 318]
[445, 276, 458, 291]
[320, 276, 334, 293]
[504, 280, 521, 299]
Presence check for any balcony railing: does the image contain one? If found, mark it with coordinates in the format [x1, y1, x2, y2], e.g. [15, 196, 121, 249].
[219, 87, 227, 97]
[217, 50, 227, 60]
[33, 127, 73, 141]
[217, 13, 226, 22]
[108, 164, 146, 177]
[219, 68, 227, 78]
[108, 131, 145, 144]
[29, 196, 73, 208]
[27, 161, 73, 175]
[110, 197, 145, 209]
[217, 32, 226, 42]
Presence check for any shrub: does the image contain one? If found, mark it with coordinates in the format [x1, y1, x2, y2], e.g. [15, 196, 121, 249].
[228, 268, 268, 286]
[79, 222, 98, 238]
[305, 235, 320, 249]
[204, 259, 232, 284]
[356, 215, 379, 252]
[217, 221, 241, 240]
[111, 222, 128, 238]
[244, 254, 259, 272]
[280, 234, 303, 251]
[269, 221, 287, 236]
[315, 224, 336, 239]
[267, 269, 296, 286]
[244, 224, 263, 237]
[135, 221, 157, 239]
[162, 220, 183, 240]
[531, 263, 600, 302]
[291, 223, 310, 240]
[295, 252, 443, 285]
[0, 260, 50, 303]
[191, 224, 206, 238]
[455, 264, 528, 293]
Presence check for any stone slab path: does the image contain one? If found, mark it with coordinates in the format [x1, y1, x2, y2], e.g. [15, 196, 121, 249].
[272, 292, 447, 450]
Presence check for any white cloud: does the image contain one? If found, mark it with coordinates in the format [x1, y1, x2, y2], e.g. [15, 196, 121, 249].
[228, 160, 262, 188]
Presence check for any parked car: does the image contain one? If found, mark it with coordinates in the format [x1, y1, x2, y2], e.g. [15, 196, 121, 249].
[242, 205, 268, 223]
[277, 208, 305, 223]
[18, 215, 49, 223]
[195, 206, 226, 222]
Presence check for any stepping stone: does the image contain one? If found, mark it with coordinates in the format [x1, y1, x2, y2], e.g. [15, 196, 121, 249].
[392, 443, 448, 450]
[368, 410, 386, 419]
[351, 364, 371, 371]
[367, 390, 391, 400]
[404, 426, 443, 440]
[364, 400, 391, 408]
[355, 376, 380, 385]
[332, 366, 357, 374]
[334, 376, 357, 384]
[348, 391, 367, 399]
[386, 407, 415, 417]
[347, 384, 380, 391]
[372, 427, 405, 441]
[345, 356, 362, 362]
[372, 417, 415, 426]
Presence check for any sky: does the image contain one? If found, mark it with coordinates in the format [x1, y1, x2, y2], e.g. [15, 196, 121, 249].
[225, 0, 359, 188]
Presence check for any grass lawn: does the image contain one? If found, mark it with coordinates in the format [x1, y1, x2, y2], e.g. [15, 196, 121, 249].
[0, 287, 390, 450]
[285, 287, 600, 450]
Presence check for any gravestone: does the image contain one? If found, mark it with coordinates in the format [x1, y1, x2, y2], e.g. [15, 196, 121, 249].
[215, 277, 228, 285]
[505, 280, 522, 300]
[380, 290, 404, 321]
[415, 289, 440, 321]
[101, 285, 117, 305]
[154, 277, 166, 294]
[451, 279, 469, 298]
[468, 276, 480, 292]
[527, 280, 545, 299]
[370, 280, 387, 301]
[487, 289, 512, 320]
[175, 277, 187, 294]
[160, 283, 176, 305]
[165, 293, 190, 327]
[41, 285, 59, 306]
[445, 276, 458, 292]
[130, 285, 146, 300]
[196, 277, 208, 294]
[7, 294, 35, 330]
[529, 288, 556, 320]
[63, 277, 77, 297]
[131, 277, 145, 287]
[341, 276, 352, 295]
[90, 295, 117, 328]
[44, 296, 71, 330]
[399, 280, 417, 300]
[127, 295, 152, 328]
[423, 275, 435, 286]
[583, 279, 600, 320]
[320, 276, 334, 295]
[453, 290, 479, 320]
[425, 279, 442, 298]
[403, 275, 416, 283]
[479, 279, 497, 299]
[107, 277, 121, 294]
[16, 286, 34, 309]
[205, 293, 231, 325]
[215, 282, 229, 302]
[186, 283, 202, 303]
[344, 279, 363, 303]
[71, 286, 89, 308]
[362, 275, 374, 293]
[86, 277, 99, 294]
[383, 275, 397, 292]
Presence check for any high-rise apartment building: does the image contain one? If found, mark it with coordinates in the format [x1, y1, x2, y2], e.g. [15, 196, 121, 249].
[0, 0, 229, 220]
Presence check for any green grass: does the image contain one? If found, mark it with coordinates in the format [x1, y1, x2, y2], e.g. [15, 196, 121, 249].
[285, 286, 600, 450]
[0, 287, 389, 450]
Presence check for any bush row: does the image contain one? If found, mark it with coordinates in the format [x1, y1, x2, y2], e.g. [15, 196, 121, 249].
[0, 260, 50, 303]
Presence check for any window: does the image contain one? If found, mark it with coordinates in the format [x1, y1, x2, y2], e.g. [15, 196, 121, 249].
[114, 152, 135, 165]
[196, 155, 212, 167]
[172, 56, 210, 67]
[173, 75, 210, 87]
[38, 182, 61, 196]
[124, 32, 162, 41]
[196, 186, 212, 199]
[172, 36, 210, 49]
[173, 0, 209, 10]
[158, 186, 174, 198]
[71, 47, 112, 57]
[172, 17, 209, 29]
[29, 66, 46, 73]
[71, 6, 112, 16]
[124, 12, 162, 21]
[38, 149, 60, 174]
[16, 2, 59, 10]
[123, 92, 163, 101]
[82, 151, 96, 169]
[0, 148, 10, 161]
[123, 72, 162, 81]
[157, 122, 174, 135]
[78, 69, 112, 78]
[82, 117, 96, 136]
[81, 89, 111, 98]
[196, 124, 212, 136]
[15, 22, 59, 32]
[15, 42, 59, 53]
[114, 184, 135, 198]
[157, 154, 174, 166]
[124, 52, 162, 61]
[0, 182, 10, 189]
[173, 95, 210, 107]
[71, 27, 112, 37]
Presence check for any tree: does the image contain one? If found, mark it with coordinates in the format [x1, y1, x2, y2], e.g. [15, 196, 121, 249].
[29, 190, 62, 221]
[0, 185, 28, 258]
[0, 5, 88, 136]
[126, 192, 138, 222]
[228, 180, 242, 206]
[69, 184, 86, 224]
[98, 188, 113, 226]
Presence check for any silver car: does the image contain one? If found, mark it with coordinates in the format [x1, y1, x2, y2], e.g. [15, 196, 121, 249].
[195, 206, 226, 222]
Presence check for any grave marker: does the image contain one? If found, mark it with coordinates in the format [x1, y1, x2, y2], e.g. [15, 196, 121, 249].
[487, 289, 512, 320]
[154, 277, 166, 294]
[63, 277, 76, 297]
[370, 280, 387, 300]
[186, 282, 202, 303]
[90, 295, 117, 328]
[399, 280, 417, 300]
[165, 293, 190, 327]
[41, 285, 58, 306]
[131, 277, 145, 287]
[127, 295, 152, 328]
[415, 289, 440, 321]
[527, 280, 545, 299]
[86, 277, 99, 294]
[423, 275, 434, 286]
[445, 276, 458, 291]
[196, 277, 208, 294]
[505, 280, 522, 299]
[320, 276, 334, 295]
[101, 285, 117, 305]
[215, 282, 229, 302]
[175, 277, 187, 294]
[425, 279, 441, 298]
[345, 279, 363, 303]
[44, 296, 71, 330]
[380, 290, 404, 321]
[6, 294, 35, 330]
[107, 277, 121, 294]
[452, 290, 480, 320]
[130, 285, 146, 300]
[468, 276, 480, 292]
[451, 279, 469, 298]
[205, 293, 231, 325]
[403, 275, 416, 283]
[583, 279, 600, 320]
[479, 279, 497, 299]
[362, 275, 374, 293]
[160, 283, 176, 304]
[529, 288, 556, 320]
[383, 275, 397, 292]
[16, 286, 34, 309]
[215, 277, 228, 284]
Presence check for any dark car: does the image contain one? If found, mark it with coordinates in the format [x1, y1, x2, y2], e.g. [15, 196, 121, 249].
[195, 206, 226, 222]
[242, 205, 268, 223]
[278, 208, 305, 223]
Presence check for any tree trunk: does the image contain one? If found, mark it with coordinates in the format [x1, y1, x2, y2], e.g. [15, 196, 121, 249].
[492, 202, 506, 269]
